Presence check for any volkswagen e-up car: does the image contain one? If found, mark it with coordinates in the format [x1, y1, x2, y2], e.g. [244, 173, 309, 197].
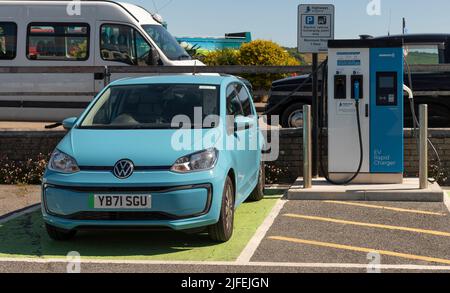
[42, 75, 265, 242]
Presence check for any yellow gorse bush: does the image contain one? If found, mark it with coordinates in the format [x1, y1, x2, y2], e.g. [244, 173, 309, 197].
[202, 40, 300, 92]
[238, 40, 300, 91]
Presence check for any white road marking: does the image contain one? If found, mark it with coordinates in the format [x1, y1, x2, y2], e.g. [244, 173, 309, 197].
[236, 198, 287, 264]
[0, 257, 449, 271]
[2, 194, 450, 272]
[0, 204, 40, 225]
[444, 191, 450, 213]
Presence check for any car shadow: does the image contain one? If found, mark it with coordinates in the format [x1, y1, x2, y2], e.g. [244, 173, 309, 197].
[0, 211, 222, 259]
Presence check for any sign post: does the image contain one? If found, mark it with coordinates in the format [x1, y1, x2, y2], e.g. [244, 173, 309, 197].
[298, 4, 335, 53]
[298, 4, 335, 177]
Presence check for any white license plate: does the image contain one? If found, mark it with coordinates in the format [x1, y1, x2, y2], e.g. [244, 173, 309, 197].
[90, 194, 151, 209]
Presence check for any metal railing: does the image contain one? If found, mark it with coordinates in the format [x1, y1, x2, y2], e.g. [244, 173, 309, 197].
[0, 65, 312, 74]
[0, 64, 449, 99]
[1, 63, 449, 74]
[0, 65, 311, 97]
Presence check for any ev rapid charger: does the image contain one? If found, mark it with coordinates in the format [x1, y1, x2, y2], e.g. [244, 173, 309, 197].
[327, 39, 404, 184]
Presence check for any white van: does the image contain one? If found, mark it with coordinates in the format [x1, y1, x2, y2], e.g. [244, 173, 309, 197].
[0, 1, 201, 122]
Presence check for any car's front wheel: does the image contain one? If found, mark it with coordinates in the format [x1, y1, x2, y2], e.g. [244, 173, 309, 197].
[208, 176, 235, 242]
[45, 223, 77, 241]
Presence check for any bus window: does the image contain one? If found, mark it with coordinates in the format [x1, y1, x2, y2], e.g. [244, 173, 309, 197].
[135, 32, 152, 66]
[0, 22, 17, 60]
[100, 24, 157, 66]
[27, 23, 89, 61]
[142, 24, 190, 61]
[101, 24, 136, 65]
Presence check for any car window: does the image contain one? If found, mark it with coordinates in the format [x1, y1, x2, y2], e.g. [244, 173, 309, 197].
[226, 84, 244, 117]
[27, 23, 89, 61]
[80, 84, 220, 129]
[235, 83, 253, 116]
[0, 22, 17, 60]
[405, 44, 442, 65]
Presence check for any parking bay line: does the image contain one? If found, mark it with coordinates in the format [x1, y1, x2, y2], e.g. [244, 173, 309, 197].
[236, 198, 287, 264]
[269, 236, 450, 266]
[1, 257, 450, 271]
[324, 201, 447, 216]
[284, 214, 450, 237]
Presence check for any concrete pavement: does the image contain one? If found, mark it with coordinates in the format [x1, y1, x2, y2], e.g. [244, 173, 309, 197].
[0, 185, 40, 217]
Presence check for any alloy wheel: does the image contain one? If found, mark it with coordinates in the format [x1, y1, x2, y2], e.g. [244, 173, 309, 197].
[288, 109, 304, 128]
[224, 183, 234, 233]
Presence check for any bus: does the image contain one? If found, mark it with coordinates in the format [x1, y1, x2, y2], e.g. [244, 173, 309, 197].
[0, 1, 201, 122]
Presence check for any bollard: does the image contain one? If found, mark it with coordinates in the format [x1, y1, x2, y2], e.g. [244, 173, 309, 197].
[303, 105, 312, 189]
[419, 104, 428, 189]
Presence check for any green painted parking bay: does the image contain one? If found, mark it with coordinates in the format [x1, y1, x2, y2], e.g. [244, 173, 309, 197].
[0, 195, 280, 261]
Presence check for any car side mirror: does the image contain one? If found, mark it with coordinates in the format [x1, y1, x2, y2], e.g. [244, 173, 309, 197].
[234, 116, 254, 132]
[147, 47, 160, 65]
[62, 117, 78, 130]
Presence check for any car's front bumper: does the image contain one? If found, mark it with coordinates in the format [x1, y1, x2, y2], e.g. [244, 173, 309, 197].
[41, 167, 228, 231]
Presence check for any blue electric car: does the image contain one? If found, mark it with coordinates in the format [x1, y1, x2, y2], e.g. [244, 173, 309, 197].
[42, 75, 265, 242]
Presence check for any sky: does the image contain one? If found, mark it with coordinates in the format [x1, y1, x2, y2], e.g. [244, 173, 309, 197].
[126, 0, 450, 47]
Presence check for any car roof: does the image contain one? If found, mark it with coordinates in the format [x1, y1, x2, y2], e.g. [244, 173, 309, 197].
[110, 75, 240, 86]
[372, 34, 450, 44]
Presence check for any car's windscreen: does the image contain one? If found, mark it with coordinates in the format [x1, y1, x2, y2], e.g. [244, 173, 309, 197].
[142, 25, 191, 61]
[79, 84, 219, 129]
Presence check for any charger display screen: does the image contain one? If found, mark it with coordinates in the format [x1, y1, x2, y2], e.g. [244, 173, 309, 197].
[379, 76, 394, 89]
[376, 72, 397, 106]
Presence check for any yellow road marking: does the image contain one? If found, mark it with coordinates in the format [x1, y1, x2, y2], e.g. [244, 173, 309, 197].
[269, 236, 450, 265]
[324, 200, 446, 216]
[284, 214, 450, 237]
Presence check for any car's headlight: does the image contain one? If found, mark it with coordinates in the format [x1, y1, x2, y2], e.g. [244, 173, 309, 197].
[171, 148, 218, 173]
[48, 150, 80, 174]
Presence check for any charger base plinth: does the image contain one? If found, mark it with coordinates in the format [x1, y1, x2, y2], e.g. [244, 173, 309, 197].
[288, 178, 444, 202]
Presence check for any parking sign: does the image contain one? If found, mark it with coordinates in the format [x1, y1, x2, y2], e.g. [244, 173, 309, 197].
[298, 4, 335, 53]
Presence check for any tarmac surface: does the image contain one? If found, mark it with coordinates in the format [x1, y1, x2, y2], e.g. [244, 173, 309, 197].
[253, 200, 450, 267]
[2, 261, 449, 273]
[0, 186, 449, 273]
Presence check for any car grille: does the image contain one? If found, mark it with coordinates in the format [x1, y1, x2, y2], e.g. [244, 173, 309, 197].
[66, 211, 175, 221]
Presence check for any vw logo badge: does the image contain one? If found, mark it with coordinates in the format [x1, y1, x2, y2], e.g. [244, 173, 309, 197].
[113, 159, 134, 179]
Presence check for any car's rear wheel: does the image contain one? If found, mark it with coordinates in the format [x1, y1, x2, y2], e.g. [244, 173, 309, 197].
[208, 176, 235, 242]
[45, 223, 77, 241]
[248, 162, 265, 202]
[281, 103, 304, 128]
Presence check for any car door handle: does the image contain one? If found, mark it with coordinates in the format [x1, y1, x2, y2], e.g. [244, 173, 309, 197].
[365, 104, 369, 118]
[94, 73, 105, 80]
